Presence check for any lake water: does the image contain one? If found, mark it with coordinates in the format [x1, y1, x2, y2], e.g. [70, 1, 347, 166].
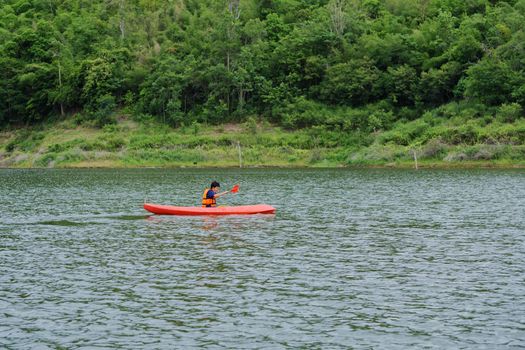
[1, 168, 524, 349]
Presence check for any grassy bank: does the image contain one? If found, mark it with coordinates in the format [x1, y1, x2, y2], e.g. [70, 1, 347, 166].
[1, 114, 524, 169]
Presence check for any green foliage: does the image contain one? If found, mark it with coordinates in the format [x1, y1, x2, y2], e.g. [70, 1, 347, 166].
[0, 0, 524, 144]
[244, 116, 258, 134]
[378, 119, 429, 145]
[86, 94, 117, 127]
[2, 115, 525, 168]
[496, 103, 523, 123]
[463, 57, 517, 105]
[35, 152, 57, 167]
[319, 59, 380, 106]
[5, 129, 45, 152]
[278, 96, 330, 129]
[383, 65, 418, 106]
[418, 61, 463, 106]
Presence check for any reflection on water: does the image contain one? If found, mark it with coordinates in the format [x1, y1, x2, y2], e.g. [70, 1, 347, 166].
[198, 217, 220, 231]
[0, 168, 524, 349]
[146, 213, 276, 232]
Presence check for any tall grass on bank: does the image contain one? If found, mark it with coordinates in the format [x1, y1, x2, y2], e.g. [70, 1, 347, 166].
[1, 101, 524, 168]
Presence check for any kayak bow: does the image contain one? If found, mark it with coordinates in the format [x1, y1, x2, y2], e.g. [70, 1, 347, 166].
[144, 203, 276, 216]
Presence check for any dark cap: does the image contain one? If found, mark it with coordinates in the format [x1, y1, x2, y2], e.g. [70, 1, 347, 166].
[210, 181, 220, 188]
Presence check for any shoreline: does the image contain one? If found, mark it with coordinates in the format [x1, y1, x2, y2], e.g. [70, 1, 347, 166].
[1, 119, 524, 170]
[1, 160, 524, 170]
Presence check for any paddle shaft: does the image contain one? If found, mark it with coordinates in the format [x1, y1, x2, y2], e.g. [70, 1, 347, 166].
[214, 184, 239, 198]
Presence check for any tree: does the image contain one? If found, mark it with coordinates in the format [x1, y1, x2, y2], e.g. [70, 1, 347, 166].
[418, 61, 463, 106]
[463, 57, 517, 105]
[383, 64, 418, 106]
[319, 58, 381, 106]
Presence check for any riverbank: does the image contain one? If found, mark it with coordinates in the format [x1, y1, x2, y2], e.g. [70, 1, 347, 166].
[1, 117, 524, 169]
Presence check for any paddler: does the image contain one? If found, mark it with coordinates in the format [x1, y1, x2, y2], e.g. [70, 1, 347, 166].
[202, 181, 233, 207]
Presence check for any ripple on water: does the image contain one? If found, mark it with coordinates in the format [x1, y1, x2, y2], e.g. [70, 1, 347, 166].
[0, 168, 524, 349]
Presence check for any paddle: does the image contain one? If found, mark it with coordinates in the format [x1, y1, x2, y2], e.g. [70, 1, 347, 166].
[209, 184, 239, 201]
[213, 184, 239, 206]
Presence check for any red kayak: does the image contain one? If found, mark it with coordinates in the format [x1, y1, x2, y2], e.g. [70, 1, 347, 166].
[144, 203, 276, 216]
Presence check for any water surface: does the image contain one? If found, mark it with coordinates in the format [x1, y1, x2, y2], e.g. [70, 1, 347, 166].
[1, 168, 524, 349]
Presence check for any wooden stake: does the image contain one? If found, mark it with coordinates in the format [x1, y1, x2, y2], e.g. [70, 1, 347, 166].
[413, 149, 418, 170]
[237, 141, 242, 168]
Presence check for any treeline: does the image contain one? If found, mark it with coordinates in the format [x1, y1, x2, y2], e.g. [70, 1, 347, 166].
[1, 0, 524, 130]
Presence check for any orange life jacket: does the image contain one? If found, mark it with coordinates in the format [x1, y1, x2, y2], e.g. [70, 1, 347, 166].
[202, 189, 217, 207]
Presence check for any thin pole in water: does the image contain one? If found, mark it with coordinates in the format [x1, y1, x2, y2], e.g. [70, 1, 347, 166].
[237, 141, 243, 168]
[412, 149, 418, 170]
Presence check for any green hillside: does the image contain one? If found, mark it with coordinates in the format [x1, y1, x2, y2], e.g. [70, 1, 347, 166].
[1, 0, 524, 167]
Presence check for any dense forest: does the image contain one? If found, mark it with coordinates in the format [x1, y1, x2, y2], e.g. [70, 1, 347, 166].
[1, 0, 524, 133]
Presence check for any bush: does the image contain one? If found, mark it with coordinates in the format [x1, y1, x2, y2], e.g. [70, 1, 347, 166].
[79, 140, 103, 151]
[57, 150, 85, 164]
[444, 152, 468, 162]
[5, 130, 45, 152]
[496, 103, 523, 123]
[47, 143, 65, 153]
[46, 139, 84, 153]
[87, 94, 117, 127]
[378, 119, 428, 145]
[104, 136, 126, 151]
[367, 110, 393, 132]
[429, 122, 481, 145]
[132, 113, 156, 124]
[454, 123, 480, 144]
[472, 147, 495, 160]
[244, 116, 258, 134]
[278, 96, 329, 129]
[102, 124, 120, 133]
[5, 140, 16, 153]
[356, 144, 407, 162]
[191, 121, 201, 136]
[421, 139, 448, 158]
[35, 153, 57, 167]
[463, 58, 515, 106]
[495, 123, 525, 144]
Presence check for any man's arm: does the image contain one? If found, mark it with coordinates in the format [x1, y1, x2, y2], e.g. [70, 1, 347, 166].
[214, 190, 232, 198]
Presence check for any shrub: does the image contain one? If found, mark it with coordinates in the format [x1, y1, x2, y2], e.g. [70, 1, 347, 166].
[46, 139, 84, 153]
[378, 130, 410, 145]
[6, 131, 45, 152]
[432, 123, 480, 145]
[367, 110, 394, 132]
[378, 119, 428, 145]
[463, 58, 515, 106]
[309, 149, 323, 164]
[496, 103, 523, 123]
[129, 133, 183, 149]
[278, 96, 329, 129]
[79, 141, 102, 151]
[421, 139, 448, 158]
[244, 116, 258, 134]
[103, 124, 120, 133]
[444, 152, 468, 162]
[87, 94, 117, 127]
[132, 113, 156, 124]
[35, 153, 57, 167]
[104, 137, 126, 151]
[472, 147, 495, 160]
[506, 145, 525, 160]
[56, 150, 85, 164]
[454, 123, 480, 144]
[47, 143, 65, 153]
[191, 121, 200, 136]
[5, 140, 16, 153]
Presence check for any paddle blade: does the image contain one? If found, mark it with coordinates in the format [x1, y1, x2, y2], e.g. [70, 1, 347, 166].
[231, 184, 240, 193]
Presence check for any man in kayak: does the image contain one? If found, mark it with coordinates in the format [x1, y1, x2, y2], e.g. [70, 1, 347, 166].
[202, 181, 232, 207]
